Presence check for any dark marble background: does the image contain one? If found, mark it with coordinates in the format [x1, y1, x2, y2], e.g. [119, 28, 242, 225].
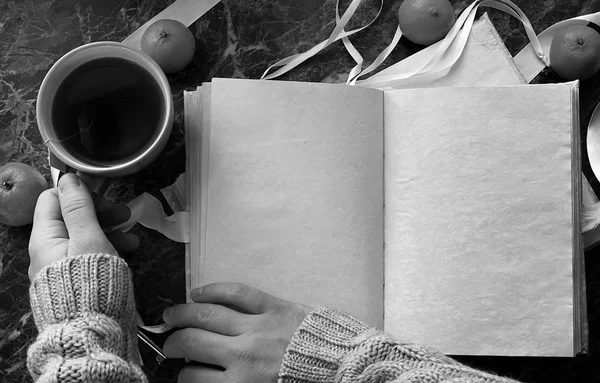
[2, 0, 600, 382]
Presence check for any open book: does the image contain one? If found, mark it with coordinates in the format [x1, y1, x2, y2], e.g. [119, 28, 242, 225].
[184, 78, 585, 357]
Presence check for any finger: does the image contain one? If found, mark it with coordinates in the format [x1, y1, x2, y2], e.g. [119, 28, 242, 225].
[105, 231, 140, 253]
[93, 194, 132, 228]
[191, 283, 285, 314]
[58, 174, 104, 237]
[178, 365, 225, 383]
[57, 174, 115, 256]
[163, 303, 250, 336]
[31, 188, 66, 238]
[29, 188, 68, 279]
[163, 328, 234, 367]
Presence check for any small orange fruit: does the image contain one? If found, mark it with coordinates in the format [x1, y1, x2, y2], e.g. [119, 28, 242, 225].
[0, 162, 48, 227]
[398, 0, 456, 45]
[140, 19, 196, 74]
[550, 25, 600, 81]
[398, 0, 456, 46]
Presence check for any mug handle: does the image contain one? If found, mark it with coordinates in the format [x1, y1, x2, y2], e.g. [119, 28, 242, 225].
[49, 150, 109, 195]
[76, 171, 109, 196]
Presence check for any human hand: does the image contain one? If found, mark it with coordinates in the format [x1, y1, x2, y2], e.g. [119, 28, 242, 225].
[28, 173, 139, 280]
[163, 283, 312, 383]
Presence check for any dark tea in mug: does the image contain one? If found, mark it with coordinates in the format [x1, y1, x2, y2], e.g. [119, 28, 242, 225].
[51, 57, 164, 164]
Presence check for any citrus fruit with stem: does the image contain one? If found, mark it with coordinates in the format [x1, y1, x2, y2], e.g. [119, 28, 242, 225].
[0, 162, 48, 227]
[141, 19, 196, 74]
[397, 0, 456, 46]
[550, 24, 600, 81]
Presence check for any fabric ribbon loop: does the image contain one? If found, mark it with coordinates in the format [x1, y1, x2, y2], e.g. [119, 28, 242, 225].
[262, 0, 550, 87]
[515, 12, 600, 82]
[336, 0, 386, 83]
[261, 0, 372, 80]
[108, 193, 190, 243]
[355, 0, 547, 87]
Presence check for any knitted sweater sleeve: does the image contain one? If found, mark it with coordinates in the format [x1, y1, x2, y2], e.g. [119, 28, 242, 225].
[279, 307, 521, 383]
[27, 253, 146, 383]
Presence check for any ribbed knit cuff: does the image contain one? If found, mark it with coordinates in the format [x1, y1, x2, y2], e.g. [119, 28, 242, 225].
[29, 253, 136, 331]
[279, 307, 379, 383]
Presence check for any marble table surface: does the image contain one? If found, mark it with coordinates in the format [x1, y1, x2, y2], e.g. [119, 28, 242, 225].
[2, 0, 600, 382]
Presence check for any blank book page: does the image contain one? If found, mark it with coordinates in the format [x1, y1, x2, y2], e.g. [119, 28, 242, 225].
[202, 79, 385, 327]
[383, 84, 575, 356]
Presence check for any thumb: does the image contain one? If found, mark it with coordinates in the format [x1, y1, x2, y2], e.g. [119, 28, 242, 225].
[58, 173, 116, 257]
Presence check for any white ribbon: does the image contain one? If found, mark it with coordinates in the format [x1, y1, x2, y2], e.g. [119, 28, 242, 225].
[262, 0, 549, 88]
[354, 1, 479, 87]
[347, 25, 402, 84]
[121, 0, 222, 50]
[357, 0, 548, 87]
[261, 0, 381, 80]
[109, 193, 190, 243]
[515, 12, 600, 82]
[337, 0, 385, 84]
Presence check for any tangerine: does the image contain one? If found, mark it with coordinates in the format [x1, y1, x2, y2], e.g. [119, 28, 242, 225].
[140, 19, 196, 74]
[0, 162, 48, 227]
[550, 25, 600, 81]
[397, 0, 456, 46]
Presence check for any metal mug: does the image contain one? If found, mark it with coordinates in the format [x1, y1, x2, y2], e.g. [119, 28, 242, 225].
[36, 41, 173, 179]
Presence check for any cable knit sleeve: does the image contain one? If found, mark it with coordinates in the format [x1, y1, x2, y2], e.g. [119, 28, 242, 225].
[27, 253, 146, 383]
[279, 307, 522, 383]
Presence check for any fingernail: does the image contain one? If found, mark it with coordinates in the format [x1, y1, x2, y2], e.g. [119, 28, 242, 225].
[190, 287, 204, 301]
[58, 173, 80, 193]
[163, 307, 173, 323]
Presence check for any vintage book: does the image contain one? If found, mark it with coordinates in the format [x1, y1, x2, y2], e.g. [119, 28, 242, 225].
[184, 78, 585, 357]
